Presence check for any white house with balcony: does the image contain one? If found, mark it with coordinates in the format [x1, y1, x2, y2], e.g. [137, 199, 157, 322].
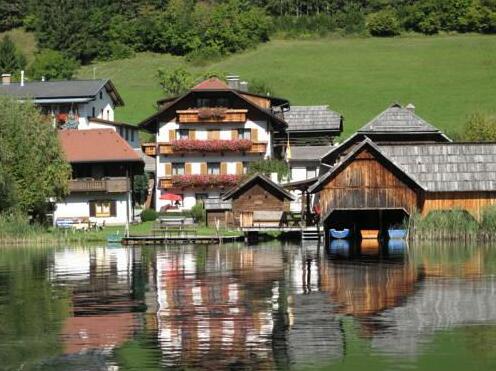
[139, 77, 289, 211]
[55, 129, 144, 226]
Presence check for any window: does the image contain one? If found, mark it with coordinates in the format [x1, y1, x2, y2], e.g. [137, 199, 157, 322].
[196, 97, 230, 108]
[90, 200, 116, 218]
[195, 193, 208, 203]
[238, 128, 251, 140]
[172, 163, 185, 175]
[92, 107, 95, 117]
[177, 129, 189, 140]
[118, 126, 124, 137]
[306, 167, 317, 179]
[99, 91, 103, 99]
[125, 127, 129, 141]
[130, 129, 134, 142]
[207, 162, 220, 175]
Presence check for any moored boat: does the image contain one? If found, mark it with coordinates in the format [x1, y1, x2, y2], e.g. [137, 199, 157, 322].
[360, 229, 379, 239]
[388, 228, 408, 240]
[330, 228, 350, 239]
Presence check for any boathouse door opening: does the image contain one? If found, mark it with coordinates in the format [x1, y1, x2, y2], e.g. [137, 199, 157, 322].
[324, 208, 409, 246]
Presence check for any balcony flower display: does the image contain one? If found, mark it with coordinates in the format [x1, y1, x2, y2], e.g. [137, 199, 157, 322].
[172, 174, 240, 188]
[171, 139, 252, 152]
[198, 107, 226, 120]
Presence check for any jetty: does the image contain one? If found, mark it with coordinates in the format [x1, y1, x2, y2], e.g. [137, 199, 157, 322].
[122, 234, 241, 245]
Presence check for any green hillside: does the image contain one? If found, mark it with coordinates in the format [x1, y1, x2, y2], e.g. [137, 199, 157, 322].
[75, 34, 495, 138]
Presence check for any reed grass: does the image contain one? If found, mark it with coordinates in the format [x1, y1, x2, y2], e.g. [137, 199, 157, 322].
[410, 207, 496, 241]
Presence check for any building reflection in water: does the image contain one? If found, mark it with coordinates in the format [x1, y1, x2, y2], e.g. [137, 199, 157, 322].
[52, 247, 145, 355]
[46, 241, 496, 368]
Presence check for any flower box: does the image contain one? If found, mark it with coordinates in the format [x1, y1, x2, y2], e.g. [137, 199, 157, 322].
[171, 174, 240, 188]
[170, 139, 252, 152]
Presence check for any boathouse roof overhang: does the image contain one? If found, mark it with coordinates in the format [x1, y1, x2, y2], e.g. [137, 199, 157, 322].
[222, 173, 294, 201]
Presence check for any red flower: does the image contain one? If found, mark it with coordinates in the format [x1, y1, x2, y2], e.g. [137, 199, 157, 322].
[171, 139, 252, 152]
[172, 174, 240, 187]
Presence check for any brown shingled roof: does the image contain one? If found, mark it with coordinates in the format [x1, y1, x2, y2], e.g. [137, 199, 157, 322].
[58, 129, 142, 163]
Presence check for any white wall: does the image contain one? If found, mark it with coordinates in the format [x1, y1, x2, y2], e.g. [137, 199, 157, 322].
[78, 88, 115, 122]
[79, 120, 140, 149]
[54, 192, 131, 226]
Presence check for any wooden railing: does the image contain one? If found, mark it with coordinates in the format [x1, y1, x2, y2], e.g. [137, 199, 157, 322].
[157, 141, 267, 155]
[142, 143, 157, 156]
[159, 174, 240, 189]
[176, 108, 247, 124]
[69, 178, 130, 193]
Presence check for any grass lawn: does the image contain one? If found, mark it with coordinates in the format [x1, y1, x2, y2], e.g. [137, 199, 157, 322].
[0, 28, 38, 64]
[78, 34, 496, 138]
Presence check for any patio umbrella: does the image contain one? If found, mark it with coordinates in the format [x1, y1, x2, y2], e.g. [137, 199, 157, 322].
[160, 192, 183, 201]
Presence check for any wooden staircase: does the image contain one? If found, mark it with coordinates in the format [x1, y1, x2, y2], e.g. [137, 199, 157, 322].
[301, 226, 323, 240]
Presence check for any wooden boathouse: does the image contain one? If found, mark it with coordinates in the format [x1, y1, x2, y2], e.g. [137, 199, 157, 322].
[311, 103, 496, 244]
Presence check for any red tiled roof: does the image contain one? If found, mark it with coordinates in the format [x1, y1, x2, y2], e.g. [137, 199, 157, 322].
[192, 78, 229, 91]
[58, 129, 142, 163]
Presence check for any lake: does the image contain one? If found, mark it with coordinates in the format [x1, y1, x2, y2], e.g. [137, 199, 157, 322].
[0, 241, 495, 370]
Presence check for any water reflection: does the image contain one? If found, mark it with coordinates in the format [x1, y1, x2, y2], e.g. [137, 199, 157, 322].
[0, 241, 495, 370]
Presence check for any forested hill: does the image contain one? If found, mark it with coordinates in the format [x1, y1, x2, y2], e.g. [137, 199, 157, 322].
[1, 0, 496, 65]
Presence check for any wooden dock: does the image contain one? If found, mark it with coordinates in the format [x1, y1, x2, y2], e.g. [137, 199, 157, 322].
[122, 234, 242, 245]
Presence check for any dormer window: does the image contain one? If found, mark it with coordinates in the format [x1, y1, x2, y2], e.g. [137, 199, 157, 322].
[196, 97, 230, 108]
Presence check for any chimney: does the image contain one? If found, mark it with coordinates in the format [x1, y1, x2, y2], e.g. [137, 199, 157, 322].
[20, 70, 24, 87]
[406, 103, 415, 113]
[226, 75, 240, 90]
[239, 81, 249, 92]
[2, 73, 11, 85]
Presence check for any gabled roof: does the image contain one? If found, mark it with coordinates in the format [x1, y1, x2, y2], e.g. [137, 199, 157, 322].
[379, 142, 496, 192]
[58, 129, 142, 163]
[309, 139, 425, 193]
[0, 79, 124, 106]
[222, 173, 294, 201]
[284, 105, 342, 132]
[140, 80, 288, 131]
[88, 117, 138, 130]
[290, 145, 332, 162]
[359, 103, 440, 134]
[192, 77, 230, 90]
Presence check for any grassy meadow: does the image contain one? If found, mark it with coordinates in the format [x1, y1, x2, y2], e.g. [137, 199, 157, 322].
[77, 34, 496, 138]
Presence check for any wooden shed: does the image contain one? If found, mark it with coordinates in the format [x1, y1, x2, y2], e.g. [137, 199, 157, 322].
[222, 173, 294, 228]
[310, 138, 496, 243]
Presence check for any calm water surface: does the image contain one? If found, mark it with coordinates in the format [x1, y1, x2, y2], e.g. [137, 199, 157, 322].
[1, 241, 496, 370]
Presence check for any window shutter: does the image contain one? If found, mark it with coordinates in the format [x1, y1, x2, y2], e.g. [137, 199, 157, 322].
[169, 129, 176, 141]
[231, 129, 238, 140]
[165, 163, 172, 176]
[110, 201, 117, 217]
[185, 163, 192, 175]
[200, 163, 207, 175]
[251, 128, 258, 142]
[89, 201, 96, 217]
[220, 162, 228, 175]
[208, 130, 220, 140]
[189, 130, 196, 140]
[236, 162, 243, 175]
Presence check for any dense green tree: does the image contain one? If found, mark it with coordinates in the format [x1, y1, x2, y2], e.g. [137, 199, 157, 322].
[367, 9, 401, 36]
[0, 0, 26, 31]
[461, 112, 496, 141]
[0, 97, 71, 218]
[29, 49, 79, 80]
[0, 35, 26, 75]
[157, 66, 194, 97]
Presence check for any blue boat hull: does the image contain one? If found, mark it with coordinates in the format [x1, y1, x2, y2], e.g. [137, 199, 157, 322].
[330, 239, 350, 257]
[330, 228, 350, 239]
[388, 229, 408, 240]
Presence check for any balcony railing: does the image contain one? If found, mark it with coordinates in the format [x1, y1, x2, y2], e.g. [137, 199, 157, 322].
[157, 139, 267, 155]
[69, 177, 130, 193]
[176, 108, 247, 124]
[159, 174, 240, 189]
[142, 143, 157, 156]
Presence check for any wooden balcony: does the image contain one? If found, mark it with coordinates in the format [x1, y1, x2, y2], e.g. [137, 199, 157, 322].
[142, 143, 157, 156]
[176, 108, 247, 124]
[69, 177, 130, 193]
[158, 141, 267, 155]
[159, 175, 240, 189]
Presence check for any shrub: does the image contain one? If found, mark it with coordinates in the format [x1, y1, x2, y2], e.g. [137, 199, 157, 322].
[190, 202, 205, 224]
[248, 159, 289, 182]
[185, 45, 223, 66]
[481, 206, 496, 232]
[461, 112, 496, 141]
[29, 49, 79, 80]
[367, 10, 401, 36]
[141, 208, 158, 222]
